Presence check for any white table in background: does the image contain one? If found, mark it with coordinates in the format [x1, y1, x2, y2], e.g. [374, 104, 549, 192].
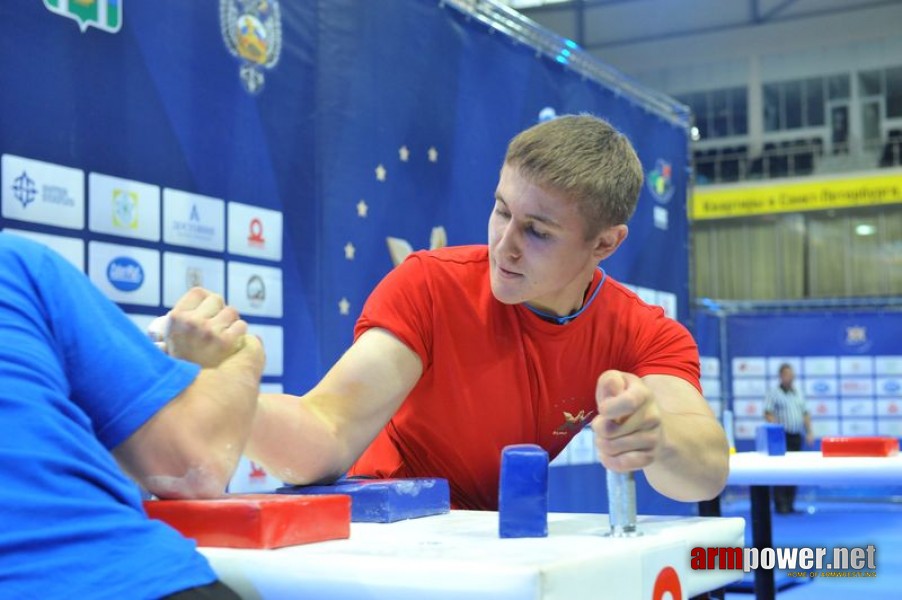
[723, 451, 902, 600]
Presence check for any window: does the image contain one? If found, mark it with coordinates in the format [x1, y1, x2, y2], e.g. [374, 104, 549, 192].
[764, 84, 781, 132]
[887, 67, 902, 118]
[677, 87, 748, 139]
[784, 81, 802, 129]
[859, 69, 883, 97]
[827, 74, 850, 100]
[804, 78, 825, 126]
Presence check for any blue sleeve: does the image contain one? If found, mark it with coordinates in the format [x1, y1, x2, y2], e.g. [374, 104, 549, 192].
[30, 243, 201, 449]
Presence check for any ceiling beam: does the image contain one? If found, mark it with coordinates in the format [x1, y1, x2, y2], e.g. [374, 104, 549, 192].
[582, 0, 902, 49]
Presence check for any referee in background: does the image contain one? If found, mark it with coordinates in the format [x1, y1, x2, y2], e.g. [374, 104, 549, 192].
[764, 363, 814, 514]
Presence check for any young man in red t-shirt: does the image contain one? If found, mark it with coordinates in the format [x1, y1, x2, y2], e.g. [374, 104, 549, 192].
[247, 115, 729, 509]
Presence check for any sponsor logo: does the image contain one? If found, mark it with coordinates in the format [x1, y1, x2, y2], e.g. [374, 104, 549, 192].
[247, 274, 265, 307]
[846, 326, 867, 345]
[692, 544, 877, 578]
[248, 217, 266, 248]
[43, 0, 122, 34]
[107, 256, 144, 292]
[553, 409, 594, 436]
[220, 0, 282, 94]
[112, 189, 139, 229]
[12, 171, 37, 208]
[173, 203, 216, 238]
[186, 267, 204, 289]
[647, 159, 674, 204]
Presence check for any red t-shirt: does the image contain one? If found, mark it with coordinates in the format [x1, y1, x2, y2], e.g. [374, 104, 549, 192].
[349, 245, 700, 510]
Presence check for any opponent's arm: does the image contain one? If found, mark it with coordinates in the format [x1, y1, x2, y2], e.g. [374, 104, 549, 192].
[245, 327, 423, 484]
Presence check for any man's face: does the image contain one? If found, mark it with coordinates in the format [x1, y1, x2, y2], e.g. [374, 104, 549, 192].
[780, 367, 795, 386]
[487, 164, 604, 315]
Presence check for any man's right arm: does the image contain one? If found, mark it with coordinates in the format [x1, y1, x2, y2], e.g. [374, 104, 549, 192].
[245, 328, 423, 484]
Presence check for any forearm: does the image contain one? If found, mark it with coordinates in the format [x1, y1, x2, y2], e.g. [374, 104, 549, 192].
[115, 348, 262, 499]
[244, 393, 355, 485]
[644, 412, 729, 502]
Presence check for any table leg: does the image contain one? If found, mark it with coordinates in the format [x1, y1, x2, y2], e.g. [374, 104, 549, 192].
[750, 485, 775, 600]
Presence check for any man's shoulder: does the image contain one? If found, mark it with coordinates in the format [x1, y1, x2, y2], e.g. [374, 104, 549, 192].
[410, 245, 488, 267]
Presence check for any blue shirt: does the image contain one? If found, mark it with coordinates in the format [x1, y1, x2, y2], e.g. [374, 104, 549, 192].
[0, 234, 216, 599]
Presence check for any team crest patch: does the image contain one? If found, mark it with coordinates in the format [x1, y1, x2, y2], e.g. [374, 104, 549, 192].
[43, 0, 122, 34]
[220, 0, 283, 95]
[646, 159, 675, 204]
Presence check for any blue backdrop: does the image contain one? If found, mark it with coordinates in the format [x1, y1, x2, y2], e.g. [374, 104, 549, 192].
[1, 0, 691, 511]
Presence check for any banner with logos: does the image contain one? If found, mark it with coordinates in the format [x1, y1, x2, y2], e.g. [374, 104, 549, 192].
[1, 2, 689, 496]
[725, 311, 902, 447]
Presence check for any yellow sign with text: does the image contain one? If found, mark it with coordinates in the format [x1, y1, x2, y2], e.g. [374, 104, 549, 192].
[691, 172, 902, 220]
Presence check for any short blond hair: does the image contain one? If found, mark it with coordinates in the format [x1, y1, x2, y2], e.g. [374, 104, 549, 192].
[504, 114, 643, 238]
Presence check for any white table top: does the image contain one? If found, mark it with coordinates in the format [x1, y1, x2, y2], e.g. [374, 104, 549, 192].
[727, 451, 902, 485]
[201, 510, 744, 600]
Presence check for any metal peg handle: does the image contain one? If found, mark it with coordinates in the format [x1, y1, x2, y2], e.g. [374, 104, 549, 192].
[606, 470, 639, 537]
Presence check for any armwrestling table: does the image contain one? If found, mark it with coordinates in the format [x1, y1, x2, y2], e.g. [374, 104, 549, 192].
[200, 510, 745, 600]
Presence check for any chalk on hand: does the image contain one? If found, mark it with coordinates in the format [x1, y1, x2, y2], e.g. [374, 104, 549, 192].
[277, 478, 450, 523]
[498, 444, 549, 538]
[144, 493, 350, 549]
[821, 436, 899, 457]
[755, 424, 786, 456]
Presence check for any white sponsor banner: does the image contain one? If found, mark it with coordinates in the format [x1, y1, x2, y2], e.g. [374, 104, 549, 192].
[2, 154, 84, 229]
[248, 323, 283, 376]
[734, 399, 765, 418]
[804, 378, 838, 397]
[633, 285, 657, 307]
[227, 261, 283, 318]
[839, 377, 874, 397]
[88, 241, 160, 306]
[839, 356, 874, 376]
[88, 173, 160, 241]
[809, 399, 839, 417]
[228, 202, 282, 261]
[876, 398, 902, 417]
[656, 290, 677, 319]
[163, 189, 225, 251]
[876, 377, 902, 396]
[162, 252, 226, 308]
[766, 357, 801, 376]
[840, 418, 876, 436]
[876, 419, 902, 437]
[802, 356, 838, 377]
[126, 313, 161, 335]
[734, 418, 765, 440]
[810, 418, 840, 438]
[732, 378, 767, 398]
[700, 377, 721, 399]
[732, 357, 767, 378]
[707, 400, 722, 418]
[875, 356, 902, 376]
[699, 356, 720, 378]
[839, 399, 875, 418]
[1, 228, 84, 271]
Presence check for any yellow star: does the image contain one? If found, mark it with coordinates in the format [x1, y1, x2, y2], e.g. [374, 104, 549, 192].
[344, 242, 356, 260]
[356, 199, 368, 217]
[338, 297, 350, 315]
[428, 147, 438, 163]
[375, 164, 387, 181]
[399, 146, 410, 162]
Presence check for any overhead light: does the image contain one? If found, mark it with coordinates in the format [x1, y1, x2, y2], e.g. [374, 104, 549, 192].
[690, 126, 700, 141]
[855, 224, 876, 236]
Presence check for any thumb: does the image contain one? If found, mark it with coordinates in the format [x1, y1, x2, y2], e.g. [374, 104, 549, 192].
[596, 370, 627, 403]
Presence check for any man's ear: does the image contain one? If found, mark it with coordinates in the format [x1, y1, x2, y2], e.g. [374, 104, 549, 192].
[593, 224, 628, 261]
